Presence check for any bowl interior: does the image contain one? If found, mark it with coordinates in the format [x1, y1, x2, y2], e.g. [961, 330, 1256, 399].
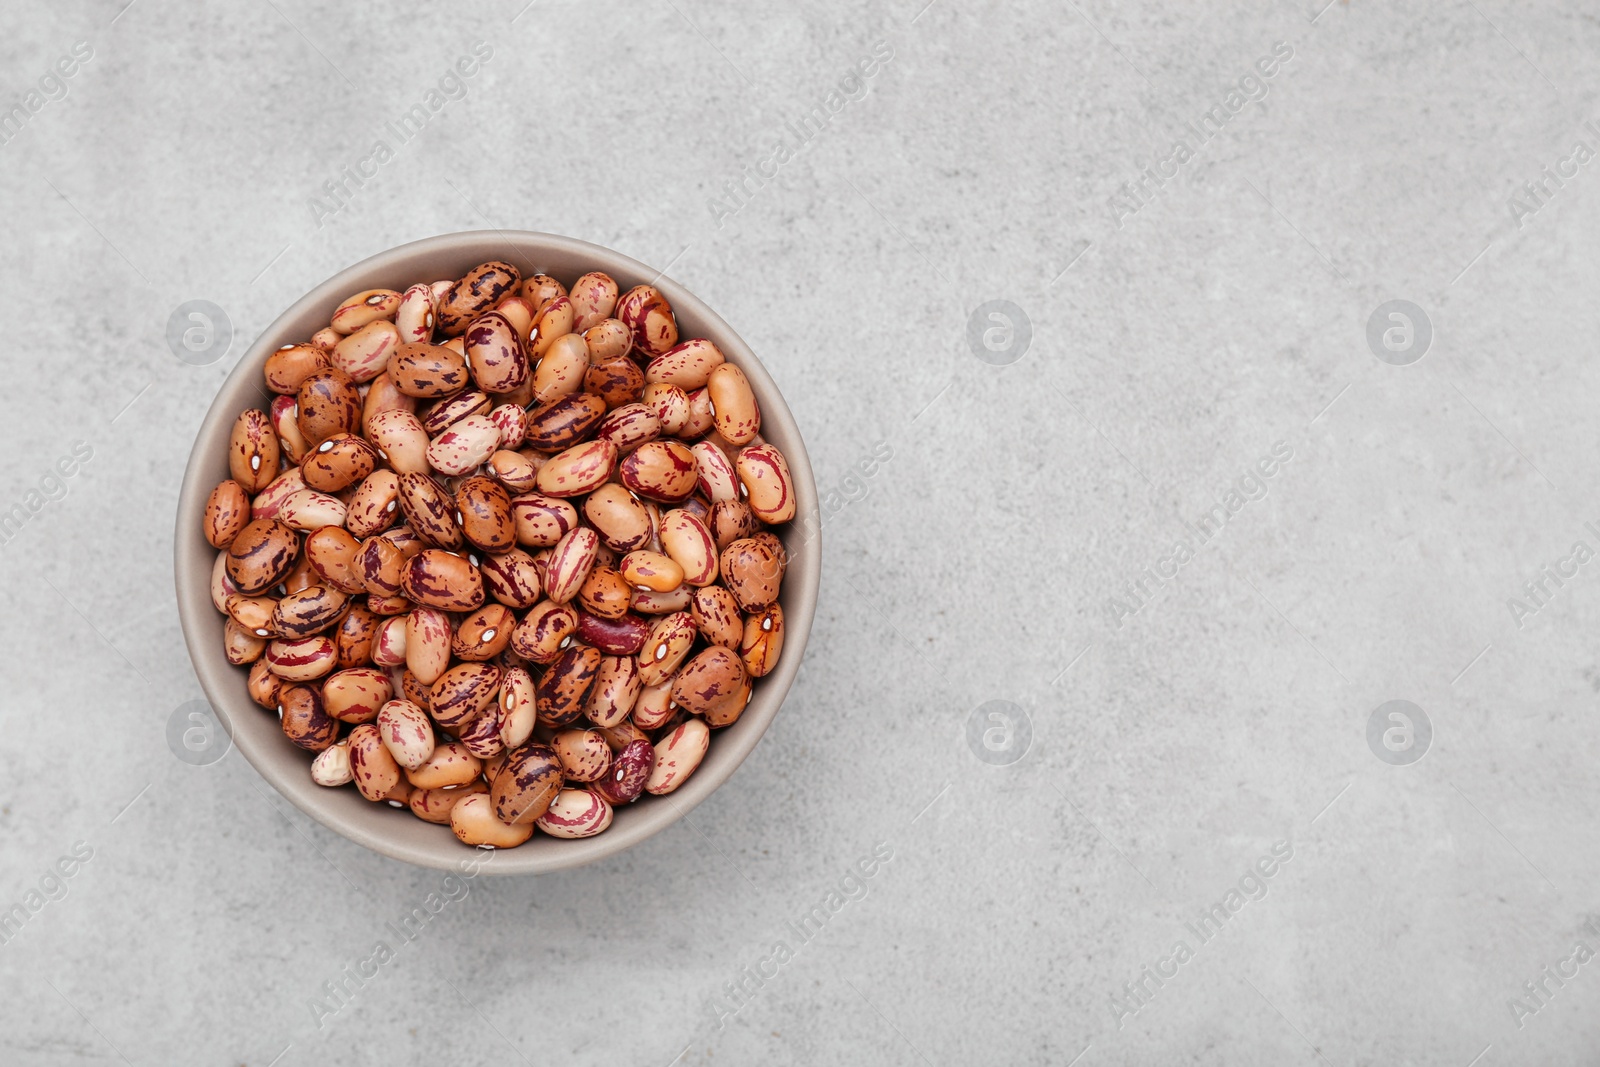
[175, 231, 818, 874]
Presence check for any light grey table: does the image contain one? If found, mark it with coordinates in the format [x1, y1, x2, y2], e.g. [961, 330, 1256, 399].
[3, 1, 1597, 1064]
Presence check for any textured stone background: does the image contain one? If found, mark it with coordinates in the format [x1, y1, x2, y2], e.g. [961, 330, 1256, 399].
[2, 1, 1599, 1064]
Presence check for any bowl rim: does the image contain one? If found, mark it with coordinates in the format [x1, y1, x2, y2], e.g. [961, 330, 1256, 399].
[174, 229, 819, 874]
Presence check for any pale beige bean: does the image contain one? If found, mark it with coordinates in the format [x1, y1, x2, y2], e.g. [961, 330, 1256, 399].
[310, 740, 353, 786]
[451, 791, 535, 847]
[331, 289, 402, 334]
[405, 607, 453, 685]
[349, 723, 402, 801]
[331, 320, 400, 383]
[659, 509, 717, 586]
[646, 718, 709, 795]
[229, 408, 280, 494]
[536, 789, 613, 838]
[377, 699, 436, 770]
[736, 444, 796, 524]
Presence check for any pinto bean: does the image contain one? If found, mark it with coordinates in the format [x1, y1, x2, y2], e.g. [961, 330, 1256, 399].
[531, 332, 590, 403]
[536, 789, 613, 838]
[583, 317, 632, 362]
[576, 612, 650, 655]
[658, 509, 717, 586]
[331, 320, 401, 383]
[510, 492, 580, 548]
[229, 409, 280, 494]
[585, 655, 641, 728]
[405, 607, 453, 685]
[365, 409, 431, 475]
[544, 527, 600, 604]
[584, 355, 646, 408]
[296, 368, 362, 446]
[226, 518, 299, 594]
[645, 338, 723, 389]
[491, 743, 564, 824]
[407, 741, 483, 789]
[463, 311, 529, 394]
[690, 585, 744, 648]
[377, 699, 436, 769]
[409, 781, 486, 824]
[620, 550, 684, 594]
[453, 475, 515, 553]
[402, 549, 484, 612]
[719, 537, 782, 612]
[345, 470, 401, 539]
[272, 585, 349, 638]
[592, 738, 653, 805]
[579, 566, 633, 619]
[438, 261, 522, 337]
[394, 284, 436, 343]
[281, 685, 340, 751]
[426, 414, 500, 477]
[322, 667, 393, 723]
[203, 480, 250, 549]
[420, 390, 492, 436]
[619, 440, 697, 503]
[479, 548, 544, 608]
[390, 342, 470, 398]
[535, 644, 602, 728]
[264, 343, 330, 394]
[348, 723, 402, 800]
[331, 289, 402, 335]
[645, 718, 710, 795]
[452, 603, 514, 661]
[736, 443, 796, 524]
[616, 285, 678, 357]
[535, 439, 617, 498]
[498, 666, 537, 748]
[396, 472, 462, 548]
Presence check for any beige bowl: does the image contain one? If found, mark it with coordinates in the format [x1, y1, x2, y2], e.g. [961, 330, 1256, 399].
[174, 231, 818, 874]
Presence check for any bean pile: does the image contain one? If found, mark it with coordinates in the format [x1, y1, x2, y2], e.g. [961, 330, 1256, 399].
[201, 261, 795, 848]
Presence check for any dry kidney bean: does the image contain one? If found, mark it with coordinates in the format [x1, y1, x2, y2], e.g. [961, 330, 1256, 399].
[204, 480, 250, 549]
[206, 260, 803, 849]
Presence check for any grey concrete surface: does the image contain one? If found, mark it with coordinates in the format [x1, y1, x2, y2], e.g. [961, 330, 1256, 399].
[2, 1, 1598, 1064]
